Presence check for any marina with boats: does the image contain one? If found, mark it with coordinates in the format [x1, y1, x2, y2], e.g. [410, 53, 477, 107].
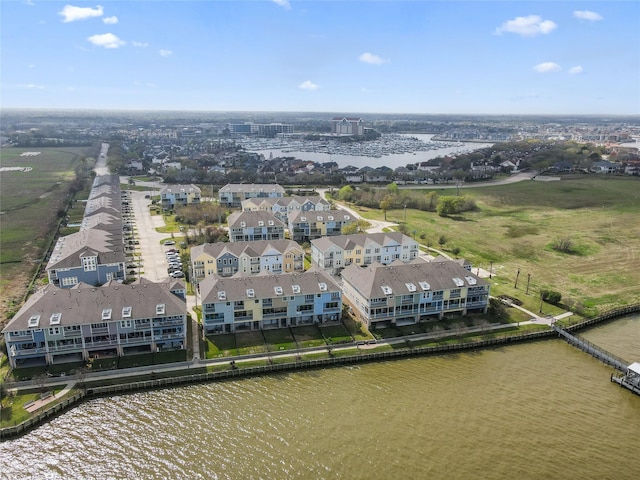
[239, 133, 490, 168]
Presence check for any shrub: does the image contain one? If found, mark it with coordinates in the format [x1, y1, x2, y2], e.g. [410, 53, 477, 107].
[541, 289, 562, 305]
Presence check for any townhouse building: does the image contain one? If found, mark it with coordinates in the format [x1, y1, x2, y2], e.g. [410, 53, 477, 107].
[46, 229, 126, 288]
[227, 211, 286, 242]
[160, 184, 202, 211]
[341, 260, 490, 329]
[199, 269, 342, 334]
[288, 210, 356, 242]
[241, 195, 331, 223]
[311, 232, 420, 275]
[47, 174, 127, 288]
[190, 239, 305, 282]
[1, 278, 187, 368]
[218, 183, 285, 208]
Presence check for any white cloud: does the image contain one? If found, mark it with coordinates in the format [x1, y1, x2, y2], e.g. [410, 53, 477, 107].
[19, 83, 44, 89]
[299, 80, 319, 91]
[28, 64, 36, 68]
[568, 65, 584, 75]
[574, 10, 603, 21]
[59, 5, 104, 23]
[87, 33, 125, 49]
[134, 81, 157, 88]
[534, 62, 561, 73]
[495, 15, 557, 36]
[159, 49, 173, 57]
[273, 0, 291, 10]
[24, 0, 35, 6]
[132, 41, 149, 48]
[359, 52, 387, 65]
[103, 16, 118, 25]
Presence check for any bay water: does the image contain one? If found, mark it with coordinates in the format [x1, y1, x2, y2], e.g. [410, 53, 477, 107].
[1, 315, 638, 479]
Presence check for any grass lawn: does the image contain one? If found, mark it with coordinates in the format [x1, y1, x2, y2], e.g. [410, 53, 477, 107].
[263, 328, 298, 352]
[342, 315, 374, 341]
[343, 175, 640, 315]
[235, 331, 267, 355]
[319, 324, 353, 344]
[204, 334, 238, 358]
[291, 325, 327, 348]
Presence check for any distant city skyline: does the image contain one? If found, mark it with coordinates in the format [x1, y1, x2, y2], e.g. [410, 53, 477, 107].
[1, 1, 639, 115]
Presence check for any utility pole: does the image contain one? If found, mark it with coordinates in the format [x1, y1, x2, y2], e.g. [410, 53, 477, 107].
[489, 261, 493, 279]
[514, 268, 520, 289]
[526, 273, 531, 295]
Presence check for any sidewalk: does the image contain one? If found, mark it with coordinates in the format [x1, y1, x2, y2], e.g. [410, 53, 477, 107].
[24, 381, 76, 413]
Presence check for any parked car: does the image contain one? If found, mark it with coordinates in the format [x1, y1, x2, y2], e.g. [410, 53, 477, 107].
[163, 240, 175, 246]
[166, 248, 178, 253]
[169, 271, 184, 278]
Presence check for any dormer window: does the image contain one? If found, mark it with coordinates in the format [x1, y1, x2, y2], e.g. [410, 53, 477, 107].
[122, 306, 132, 318]
[292, 285, 301, 294]
[218, 291, 226, 301]
[28, 315, 40, 327]
[274, 286, 283, 296]
[102, 308, 112, 320]
[247, 289, 255, 298]
[82, 255, 97, 272]
[50, 313, 62, 325]
[156, 304, 165, 315]
[318, 282, 327, 291]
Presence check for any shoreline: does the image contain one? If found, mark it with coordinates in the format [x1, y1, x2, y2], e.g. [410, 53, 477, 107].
[2, 304, 638, 441]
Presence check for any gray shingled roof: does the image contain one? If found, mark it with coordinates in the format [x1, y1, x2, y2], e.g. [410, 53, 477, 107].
[341, 261, 488, 299]
[227, 211, 285, 228]
[191, 239, 302, 259]
[220, 183, 285, 194]
[2, 278, 185, 333]
[199, 268, 339, 303]
[288, 209, 353, 223]
[46, 229, 125, 270]
[311, 231, 412, 251]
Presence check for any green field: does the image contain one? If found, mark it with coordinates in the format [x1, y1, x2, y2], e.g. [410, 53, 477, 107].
[360, 175, 640, 314]
[0, 147, 90, 321]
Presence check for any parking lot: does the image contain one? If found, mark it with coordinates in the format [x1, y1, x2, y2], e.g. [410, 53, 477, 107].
[127, 189, 183, 282]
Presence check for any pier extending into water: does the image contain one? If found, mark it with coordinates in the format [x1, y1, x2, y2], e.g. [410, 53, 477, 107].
[552, 324, 629, 373]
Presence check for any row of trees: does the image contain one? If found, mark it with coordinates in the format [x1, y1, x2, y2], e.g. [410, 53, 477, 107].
[335, 184, 477, 218]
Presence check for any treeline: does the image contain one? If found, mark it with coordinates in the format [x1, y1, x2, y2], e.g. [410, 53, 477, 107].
[334, 183, 476, 216]
[174, 203, 228, 225]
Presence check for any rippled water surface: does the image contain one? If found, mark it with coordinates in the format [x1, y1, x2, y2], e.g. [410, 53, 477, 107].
[2, 316, 639, 479]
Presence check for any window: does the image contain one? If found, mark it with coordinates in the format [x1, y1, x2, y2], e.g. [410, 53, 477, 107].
[318, 282, 327, 291]
[122, 306, 132, 318]
[50, 313, 62, 325]
[120, 320, 132, 328]
[156, 304, 165, 315]
[82, 256, 97, 272]
[49, 326, 61, 335]
[247, 289, 255, 298]
[274, 286, 283, 296]
[28, 315, 41, 327]
[102, 308, 112, 320]
[292, 285, 301, 294]
[61, 276, 78, 286]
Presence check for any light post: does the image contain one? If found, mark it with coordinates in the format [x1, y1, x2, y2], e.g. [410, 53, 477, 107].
[404, 204, 407, 223]
[539, 291, 544, 314]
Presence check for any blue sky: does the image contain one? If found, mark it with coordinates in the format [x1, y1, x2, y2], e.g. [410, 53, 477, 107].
[2, 0, 639, 115]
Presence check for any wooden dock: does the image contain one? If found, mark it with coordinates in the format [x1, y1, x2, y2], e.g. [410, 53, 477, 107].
[552, 325, 629, 373]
